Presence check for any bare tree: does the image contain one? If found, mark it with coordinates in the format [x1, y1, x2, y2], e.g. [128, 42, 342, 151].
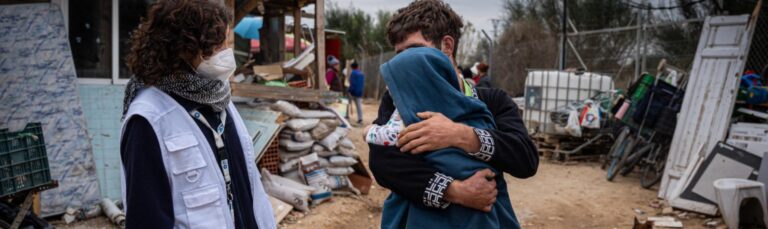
[491, 20, 557, 96]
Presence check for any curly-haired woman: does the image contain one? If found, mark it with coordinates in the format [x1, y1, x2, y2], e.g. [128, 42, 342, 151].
[120, 1, 275, 228]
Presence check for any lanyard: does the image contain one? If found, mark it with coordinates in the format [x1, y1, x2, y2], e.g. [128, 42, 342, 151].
[462, 78, 478, 98]
[188, 109, 234, 218]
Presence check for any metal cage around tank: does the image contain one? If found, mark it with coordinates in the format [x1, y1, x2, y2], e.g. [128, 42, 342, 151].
[522, 70, 615, 136]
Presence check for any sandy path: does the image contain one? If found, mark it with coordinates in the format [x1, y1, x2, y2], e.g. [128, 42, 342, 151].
[53, 101, 717, 229]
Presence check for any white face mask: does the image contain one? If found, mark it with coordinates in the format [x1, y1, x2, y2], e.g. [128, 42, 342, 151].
[196, 48, 236, 82]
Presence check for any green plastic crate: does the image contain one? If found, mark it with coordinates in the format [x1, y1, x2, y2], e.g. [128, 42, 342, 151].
[0, 123, 52, 197]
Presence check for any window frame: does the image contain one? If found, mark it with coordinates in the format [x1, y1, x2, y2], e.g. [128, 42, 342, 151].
[55, 0, 124, 85]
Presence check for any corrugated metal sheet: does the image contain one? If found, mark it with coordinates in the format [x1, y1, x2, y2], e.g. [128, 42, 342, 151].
[0, 3, 102, 216]
[659, 14, 756, 213]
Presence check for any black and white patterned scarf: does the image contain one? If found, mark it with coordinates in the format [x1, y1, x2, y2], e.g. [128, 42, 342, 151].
[122, 72, 231, 119]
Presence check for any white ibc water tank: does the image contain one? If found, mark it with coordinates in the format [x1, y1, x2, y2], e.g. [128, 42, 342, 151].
[522, 70, 614, 135]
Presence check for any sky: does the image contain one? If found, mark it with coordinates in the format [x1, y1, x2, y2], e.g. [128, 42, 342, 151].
[326, 0, 506, 36]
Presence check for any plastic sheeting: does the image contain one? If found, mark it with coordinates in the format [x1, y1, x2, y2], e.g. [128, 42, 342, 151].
[0, 3, 101, 216]
[79, 85, 125, 201]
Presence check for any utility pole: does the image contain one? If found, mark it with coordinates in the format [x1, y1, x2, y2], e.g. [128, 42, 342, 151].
[634, 0, 647, 81]
[641, 3, 650, 75]
[481, 29, 493, 77]
[559, 0, 567, 70]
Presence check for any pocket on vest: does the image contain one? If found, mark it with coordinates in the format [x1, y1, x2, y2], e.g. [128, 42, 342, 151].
[164, 133, 207, 180]
[182, 185, 227, 229]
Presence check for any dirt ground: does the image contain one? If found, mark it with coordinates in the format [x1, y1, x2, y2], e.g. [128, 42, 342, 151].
[50, 101, 721, 229]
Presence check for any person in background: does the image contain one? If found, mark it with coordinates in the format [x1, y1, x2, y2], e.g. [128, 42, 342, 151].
[461, 66, 474, 85]
[347, 62, 365, 124]
[326, 55, 344, 92]
[120, 1, 275, 228]
[472, 62, 489, 85]
[476, 63, 493, 88]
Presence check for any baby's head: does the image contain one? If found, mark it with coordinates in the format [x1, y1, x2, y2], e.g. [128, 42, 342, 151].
[384, 47, 462, 91]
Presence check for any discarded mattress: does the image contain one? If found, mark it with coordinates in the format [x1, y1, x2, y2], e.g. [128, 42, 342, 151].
[0, 3, 101, 216]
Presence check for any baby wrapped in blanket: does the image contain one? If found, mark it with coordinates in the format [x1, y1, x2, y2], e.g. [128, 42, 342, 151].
[376, 47, 519, 229]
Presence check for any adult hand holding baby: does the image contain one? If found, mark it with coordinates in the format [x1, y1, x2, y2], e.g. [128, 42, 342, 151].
[397, 111, 481, 154]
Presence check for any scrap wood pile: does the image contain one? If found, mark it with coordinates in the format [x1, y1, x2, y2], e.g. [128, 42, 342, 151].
[231, 51, 340, 104]
[259, 100, 367, 220]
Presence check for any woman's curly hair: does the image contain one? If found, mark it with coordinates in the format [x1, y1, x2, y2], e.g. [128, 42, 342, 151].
[126, 0, 232, 84]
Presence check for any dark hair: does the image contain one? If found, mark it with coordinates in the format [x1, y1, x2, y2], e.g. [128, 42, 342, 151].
[125, 0, 232, 84]
[387, 0, 463, 55]
[477, 63, 489, 73]
[461, 67, 473, 79]
[351, 62, 359, 69]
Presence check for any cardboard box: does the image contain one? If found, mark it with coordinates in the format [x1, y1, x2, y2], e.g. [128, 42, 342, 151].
[252, 64, 284, 81]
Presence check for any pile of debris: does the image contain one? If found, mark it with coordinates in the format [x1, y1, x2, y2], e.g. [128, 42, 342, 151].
[632, 200, 727, 229]
[260, 100, 365, 219]
[58, 198, 125, 228]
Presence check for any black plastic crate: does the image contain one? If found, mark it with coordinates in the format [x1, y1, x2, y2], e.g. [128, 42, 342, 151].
[0, 123, 52, 197]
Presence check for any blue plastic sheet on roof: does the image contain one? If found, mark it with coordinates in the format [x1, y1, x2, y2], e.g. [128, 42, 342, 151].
[235, 16, 263, 39]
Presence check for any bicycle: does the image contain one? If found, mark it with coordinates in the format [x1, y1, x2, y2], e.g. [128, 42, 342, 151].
[639, 143, 669, 188]
[606, 126, 632, 181]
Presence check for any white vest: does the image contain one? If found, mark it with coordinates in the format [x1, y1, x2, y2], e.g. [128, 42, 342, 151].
[121, 87, 276, 229]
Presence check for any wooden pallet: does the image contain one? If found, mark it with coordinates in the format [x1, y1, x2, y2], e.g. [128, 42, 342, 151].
[231, 83, 340, 104]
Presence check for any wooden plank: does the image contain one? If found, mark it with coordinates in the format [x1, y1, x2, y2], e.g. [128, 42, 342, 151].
[314, 0, 326, 90]
[32, 193, 40, 215]
[277, 16, 286, 61]
[236, 0, 263, 23]
[268, 196, 293, 223]
[282, 67, 308, 76]
[231, 83, 339, 103]
[293, 7, 302, 57]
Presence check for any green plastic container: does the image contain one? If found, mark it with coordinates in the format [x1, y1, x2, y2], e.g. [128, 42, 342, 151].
[631, 74, 655, 102]
[0, 123, 52, 197]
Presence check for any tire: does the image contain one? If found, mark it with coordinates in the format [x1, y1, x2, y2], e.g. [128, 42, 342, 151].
[621, 142, 655, 176]
[607, 135, 634, 181]
[604, 127, 630, 170]
[613, 136, 638, 177]
[640, 145, 667, 189]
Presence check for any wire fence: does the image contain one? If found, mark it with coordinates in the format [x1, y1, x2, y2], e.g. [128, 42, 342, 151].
[357, 51, 395, 100]
[565, 21, 703, 90]
[746, 7, 768, 76]
[356, 2, 767, 99]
